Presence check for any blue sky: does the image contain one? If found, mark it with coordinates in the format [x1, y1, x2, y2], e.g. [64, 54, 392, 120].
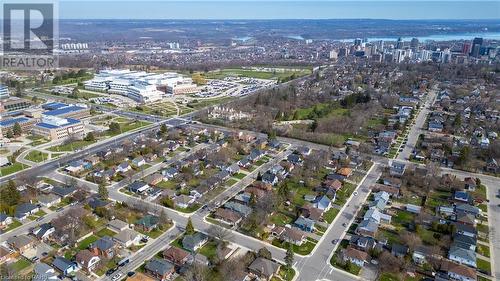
[57, 1, 500, 20]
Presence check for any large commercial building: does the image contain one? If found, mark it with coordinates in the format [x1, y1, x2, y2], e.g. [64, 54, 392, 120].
[84, 69, 196, 103]
[0, 85, 9, 100]
[32, 116, 84, 140]
[42, 104, 91, 119]
[0, 117, 39, 136]
[0, 97, 31, 112]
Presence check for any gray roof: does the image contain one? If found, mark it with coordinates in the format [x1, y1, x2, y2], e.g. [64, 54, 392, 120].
[449, 246, 476, 263]
[145, 258, 174, 276]
[182, 232, 208, 252]
[52, 256, 75, 272]
[33, 262, 58, 281]
[248, 257, 280, 277]
[15, 203, 38, 218]
[224, 201, 252, 217]
[91, 236, 115, 251]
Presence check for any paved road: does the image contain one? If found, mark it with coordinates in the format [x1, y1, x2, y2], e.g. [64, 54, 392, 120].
[398, 86, 438, 161]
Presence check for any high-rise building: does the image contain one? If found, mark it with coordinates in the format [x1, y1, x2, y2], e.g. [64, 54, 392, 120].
[338, 48, 348, 57]
[354, 38, 362, 46]
[396, 37, 404, 49]
[462, 42, 472, 55]
[329, 50, 338, 60]
[410, 38, 419, 49]
[471, 37, 483, 57]
[0, 85, 9, 100]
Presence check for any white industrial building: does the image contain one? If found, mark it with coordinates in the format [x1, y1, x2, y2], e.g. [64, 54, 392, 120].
[84, 69, 196, 103]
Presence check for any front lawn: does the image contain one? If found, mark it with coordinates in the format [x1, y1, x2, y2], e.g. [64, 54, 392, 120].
[336, 182, 356, 206]
[323, 208, 340, 224]
[10, 258, 32, 272]
[234, 173, 246, 179]
[95, 228, 117, 238]
[48, 140, 95, 152]
[3, 220, 22, 232]
[477, 244, 490, 258]
[272, 239, 317, 255]
[226, 179, 238, 186]
[0, 162, 27, 176]
[477, 258, 491, 274]
[25, 150, 49, 162]
[77, 235, 99, 250]
[198, 241, 218, 260]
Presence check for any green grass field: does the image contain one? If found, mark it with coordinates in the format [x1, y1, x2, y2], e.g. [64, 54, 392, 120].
[203, 67, 310, 80]
[25, 150, 49, 162]
[0, 162, 27, 176]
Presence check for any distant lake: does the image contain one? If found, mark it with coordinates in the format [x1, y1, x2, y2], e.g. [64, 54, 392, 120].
[339, 32, 500, 42]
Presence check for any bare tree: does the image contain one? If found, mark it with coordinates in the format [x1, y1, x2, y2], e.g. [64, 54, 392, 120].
[207, 224, 232, 244]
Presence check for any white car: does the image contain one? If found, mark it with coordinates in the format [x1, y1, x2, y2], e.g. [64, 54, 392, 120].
[353, 191, 358, 196]
[112, 273, 122, 281]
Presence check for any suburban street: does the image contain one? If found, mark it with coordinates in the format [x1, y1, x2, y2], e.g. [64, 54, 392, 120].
[398, 85, 438, 161]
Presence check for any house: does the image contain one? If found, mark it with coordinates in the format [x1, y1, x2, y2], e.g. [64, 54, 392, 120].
[406, 204, 421, 214]
[33, 223, 55, 241]
[441, 260, 477, 281]
[87, 197, 111, 209]
[83, 156, 100, 166]
[174, 195, 195, 209]
[313, 195, 332, 211]
[294, 216, 315, 232]
[135, 215, 160, 232]
[32, 262, 59, 281]
[226, 163, 240, 175]
[391, 243, 408, 258]
[163, 246, 191, 266]
[453, 223, 477, 238]
[455, 204, 480, 217]
[52, 256, 78, 276]
[162, 167, 179, 179]
[0, 246, 15, 265]
[0, 213, 13, 227]
[337, 167, 352, 177]
[453, 233, 477, 251]
[342, 246, 369, 267]
[454, 191, 472, 203]
[463, 177, 477, 191]
[412, 246, 430, 265]
[270, 164, 286, 177]
[238, 157, 252, 168]
[76, 249, 100, 272]
[332, 151, 349, 161]
[38, 194, 61, 208]
[113, 228, 142, 247]
[324, 179, 342, 192]
[65, 161, 84, 174]
[389, 161, 406, 177]
[262, 172, 278, 186]
[144, 259, 175, 281]
[364, 207, 391, 224]
[128, 181, 150, 194]
[296, 146, 311, 156]
[182, 232, 208, 252]
[349, 235, 376, 252]
[301, 205, 323, 222]
[90, 236, 116, 258]
[117, 162, 132, 173]
[107, 219, 129, 232]
[234, 192, 252, 205]
[456, 212, 476, 226]
[15, 203, 40, 220]
[132, 156, 146, 167]
[224, 201, 252, 217]
[356, 219, 379, 237]
[51, 186, 77, 198]
[248, 149, 264, 162]
[248, 258, 280, 281]
[448, 246, 476, 268]
[287, 154, 302, 165]
[437, 205, 455, 217]
[144, 173, 163, 186]
[7, 235, 36, 253]
[268, 139, 282, 150]
[144, 153, 157, 162]
[272, 226, 307, 246]
[214, 208, 242, 226]
[485, 158, 498, 173]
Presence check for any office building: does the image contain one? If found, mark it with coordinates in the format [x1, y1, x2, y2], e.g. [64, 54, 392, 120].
[0, 117, 39, 136]
[43, 105, 90, 119]
[32, 116, 84, 140]
[0, 97, 31, 112]
[0, 85, 9, 100]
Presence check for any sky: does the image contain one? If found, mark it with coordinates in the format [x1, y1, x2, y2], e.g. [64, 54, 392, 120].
[56, 1, 500, 20]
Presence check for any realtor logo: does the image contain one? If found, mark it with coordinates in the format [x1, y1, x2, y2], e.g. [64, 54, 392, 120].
[1, 1, 58, 69]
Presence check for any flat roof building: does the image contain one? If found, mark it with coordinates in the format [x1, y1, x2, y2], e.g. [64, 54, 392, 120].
[32, 116, 84, 140]
[43, 105, 90, 119]
[0, 85, 9, 100]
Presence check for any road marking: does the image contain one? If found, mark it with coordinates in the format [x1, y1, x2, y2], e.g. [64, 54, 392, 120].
[329, 267, 334, 274]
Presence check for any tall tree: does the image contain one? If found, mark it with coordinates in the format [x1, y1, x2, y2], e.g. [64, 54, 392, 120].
[12, 122, 22, 136]
[284, 243, 294, 279]
[97, 183, 108, 200]
[186, 217, 195, 235]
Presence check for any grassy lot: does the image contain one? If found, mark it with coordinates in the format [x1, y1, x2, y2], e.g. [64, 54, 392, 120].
[3, 220, 22, 232]
[477, 224, 489, 235]
[170, 237, 184, 249]
[10, 258, 32, 272]
[198, 241, 218, 260]
[336, 182, 356, 206]
[416, 226, 439, 245]
[425, 190, 452, 209]
[48, 140, 95, 152]
[392, 210, 415, 229]
[156, 180, 178, 190]
[477, 258, 491, 274]
[95, 228, 117, 238]
[478, 276, 492, 281]
[323, 208, 340, 224]
[77, 235, 99, 250]
[269, 212, 294, 226]
[0, 162, 28, 176]
[27, 135, 50, 146]
[379, 272, 401, 281]
[477, 244, 490, 258]
[234, 173, 246, 179]
[277, 267, 296, 281]
[478, 204, 488, 213]
[272, 239, 317, 255]
[226, 179, 238, 186]
[204, 67, 310, 80]
[26, 150, 49, 162]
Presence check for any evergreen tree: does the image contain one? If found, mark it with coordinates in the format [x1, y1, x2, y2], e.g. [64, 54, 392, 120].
[12, 122, 22, 136]
[284, 243, 295, 278]
[98, 183, 108, 200]
[186, 217, 195, 235]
